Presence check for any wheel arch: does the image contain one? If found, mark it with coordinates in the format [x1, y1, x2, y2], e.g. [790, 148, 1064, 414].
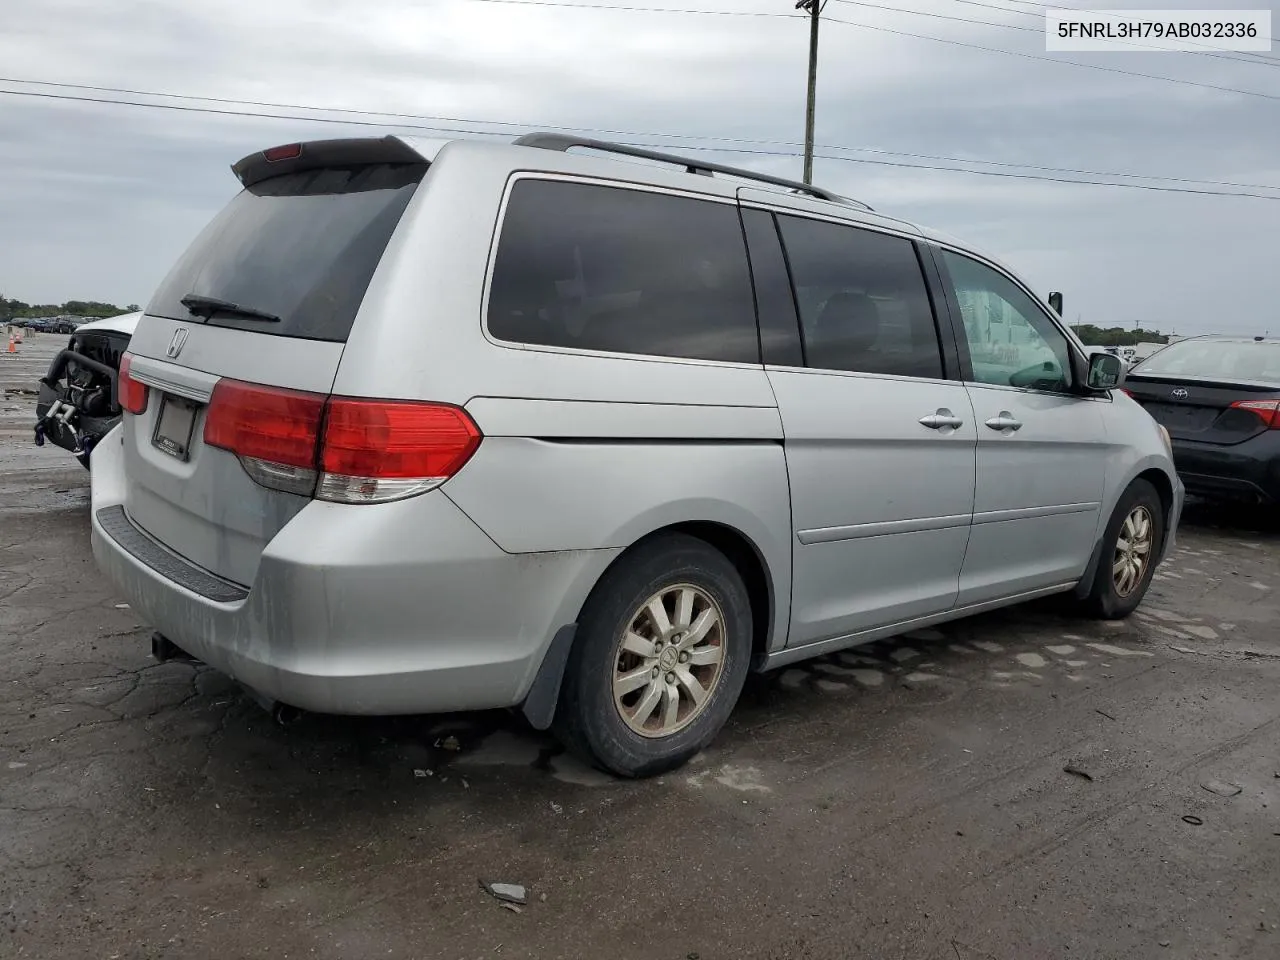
[1136, 466, 1176, 536]
[647, 520, 776, 666]
[521, 518, 783, 732]
[1073, 462, 1178, 600]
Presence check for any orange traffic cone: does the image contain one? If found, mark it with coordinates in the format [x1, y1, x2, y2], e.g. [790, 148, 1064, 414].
[6, 336, 15, 354]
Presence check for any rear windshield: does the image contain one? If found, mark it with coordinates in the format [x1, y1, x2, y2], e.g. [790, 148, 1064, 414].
[147, 163, 425, 342]
[1132, 339, 1280, 383]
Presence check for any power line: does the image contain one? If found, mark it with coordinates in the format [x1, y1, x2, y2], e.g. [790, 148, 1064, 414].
[0, 85, 516, 136]
[820, 15, 1280, 101]
[830, 0, 1280, 68]
[465, 0, 789, 15]
[5, 78, 1274, 194]
[457, 0, 1280, 98]
[667, 141, 1280, 200]
[669, 137, 1280, 200]
[2, 84, 1277, 201]
[832, 0, 1041, 34]
[817, 143, 1280, 193]
[796, 149, 1280, 200]
[4, 75, 1277, 191]
[950, 0, 1046, 19]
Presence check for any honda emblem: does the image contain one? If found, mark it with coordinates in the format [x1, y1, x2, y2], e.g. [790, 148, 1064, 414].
[166, 328, 189, 359]
[1171, 387, 1189, 400]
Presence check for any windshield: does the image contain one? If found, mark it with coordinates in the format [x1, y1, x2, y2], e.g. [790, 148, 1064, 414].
[1132, 339, 1280, 384]
[147, 162, 425, 342]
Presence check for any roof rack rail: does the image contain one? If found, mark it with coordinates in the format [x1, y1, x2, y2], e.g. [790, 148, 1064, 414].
[512, 133, 872, 211]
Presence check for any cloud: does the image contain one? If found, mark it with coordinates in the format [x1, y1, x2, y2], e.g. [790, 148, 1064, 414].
[0, 0, 1275, 335]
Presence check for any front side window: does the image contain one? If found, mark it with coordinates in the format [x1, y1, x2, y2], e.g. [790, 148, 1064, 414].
[487, 179, 759, 364]
[942, 250, 1073, 392]
[776, 215, 944, 379]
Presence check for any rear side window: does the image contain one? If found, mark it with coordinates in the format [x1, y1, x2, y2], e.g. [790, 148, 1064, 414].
[147, 163, 425, 342]
[776, 215, 943, 379]
[487, 179, 759, 364]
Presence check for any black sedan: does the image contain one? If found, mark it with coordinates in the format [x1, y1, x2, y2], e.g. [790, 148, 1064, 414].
[1124, 336, 1280, 506]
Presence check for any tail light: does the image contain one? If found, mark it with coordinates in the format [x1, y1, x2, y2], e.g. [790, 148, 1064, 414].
[319, 399, 482, 503]
[1230, 398, 1280, 429]
[117, 353, 149, 415]
[202, 379, 481, 503]
[204, 380, 325, 496]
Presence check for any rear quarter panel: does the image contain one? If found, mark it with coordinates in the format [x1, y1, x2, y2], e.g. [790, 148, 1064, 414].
[445, 400, 793, 653]
[336, 144, 795, 651]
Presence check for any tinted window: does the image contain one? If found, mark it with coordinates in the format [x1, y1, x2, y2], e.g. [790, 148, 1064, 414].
[488, 180, 759, 364]
[148, 163, 425, 342]
[740, 208, 803, 367]
[941, 250, 1073, 392]
[776, 216, 943, 378]
[1132, 339, 1280, 383]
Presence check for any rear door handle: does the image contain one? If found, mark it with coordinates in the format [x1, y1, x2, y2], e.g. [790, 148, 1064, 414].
[984, 413, 1023, 432]
[919, 408, 964, 430]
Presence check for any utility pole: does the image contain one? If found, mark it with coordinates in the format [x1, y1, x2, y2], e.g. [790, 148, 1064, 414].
[798, 0, 820, 184]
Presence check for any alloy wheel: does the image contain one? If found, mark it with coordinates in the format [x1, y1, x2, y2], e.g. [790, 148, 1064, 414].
[1112, 504, 1154, 598]
[612, 584, 726, 738]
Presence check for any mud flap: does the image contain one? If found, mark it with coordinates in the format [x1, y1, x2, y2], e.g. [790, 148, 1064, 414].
[520, 623, 577, 731]
[1072, 534, 1105, 600]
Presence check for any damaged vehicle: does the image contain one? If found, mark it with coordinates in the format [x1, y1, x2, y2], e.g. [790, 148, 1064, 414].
[34, 311, 141, 468]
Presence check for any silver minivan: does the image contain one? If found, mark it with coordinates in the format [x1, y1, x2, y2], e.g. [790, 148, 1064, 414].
[92, 133, 1182, 777]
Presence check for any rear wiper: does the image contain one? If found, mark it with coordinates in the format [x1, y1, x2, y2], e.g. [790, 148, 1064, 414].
[180, 293, 281, 323]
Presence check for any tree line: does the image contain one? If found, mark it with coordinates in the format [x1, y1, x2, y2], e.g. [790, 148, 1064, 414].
[1070, 324, 1170, 347]
[2, 294, 140, 321]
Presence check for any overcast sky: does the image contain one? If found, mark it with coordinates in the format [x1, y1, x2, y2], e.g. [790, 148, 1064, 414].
[1, 0, 1277, 335]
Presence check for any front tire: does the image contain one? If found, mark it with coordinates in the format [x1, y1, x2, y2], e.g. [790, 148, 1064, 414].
[554, 533, 753, 778]
[1081, 479, 1164, 619]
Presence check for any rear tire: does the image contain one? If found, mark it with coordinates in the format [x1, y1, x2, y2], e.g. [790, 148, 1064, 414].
[1081, 479, 1164, 619]
[554, 533, 753, 778]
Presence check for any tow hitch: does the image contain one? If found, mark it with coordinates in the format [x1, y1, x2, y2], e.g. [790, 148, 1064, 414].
[150, 632, 201, 665]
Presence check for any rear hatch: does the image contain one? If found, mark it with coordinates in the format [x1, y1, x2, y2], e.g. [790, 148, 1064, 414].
[121, 137, 429, 587]
[1126, 375, 1280, 445]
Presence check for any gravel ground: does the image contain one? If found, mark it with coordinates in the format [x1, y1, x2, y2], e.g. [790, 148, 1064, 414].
[2, 332, 1278, 960]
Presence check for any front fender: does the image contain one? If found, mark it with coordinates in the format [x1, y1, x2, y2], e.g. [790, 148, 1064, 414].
[1074, 451, 1182, 599]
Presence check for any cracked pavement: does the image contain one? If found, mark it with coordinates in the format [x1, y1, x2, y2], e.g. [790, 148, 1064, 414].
[3, 333, 1279, 959]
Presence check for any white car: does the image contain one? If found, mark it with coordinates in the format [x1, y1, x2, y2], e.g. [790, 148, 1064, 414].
[35, 312, 142, 468]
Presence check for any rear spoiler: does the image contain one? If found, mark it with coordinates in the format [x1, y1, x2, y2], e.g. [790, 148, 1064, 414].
[231, 136, 428, 188]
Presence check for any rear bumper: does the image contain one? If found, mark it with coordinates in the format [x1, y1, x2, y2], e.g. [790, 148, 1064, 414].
[1171, 434, 1280, 504]
[90, 428, 619, 716]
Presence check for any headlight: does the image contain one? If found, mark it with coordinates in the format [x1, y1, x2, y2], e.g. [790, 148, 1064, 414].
[1158, 424, 1172, 455]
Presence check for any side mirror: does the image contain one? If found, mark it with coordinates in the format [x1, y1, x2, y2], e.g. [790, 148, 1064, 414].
[1087, 351, 1125, 391]
[1048, 291, 1064, 316]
